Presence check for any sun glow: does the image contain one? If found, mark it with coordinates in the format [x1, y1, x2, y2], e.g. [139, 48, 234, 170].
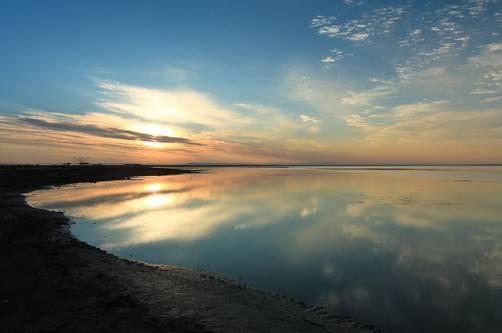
[144, 183, 164, 192]
[142, 141, 165, 149]
[144, 194, 173, 208]
[129, 123, 178, 149]
[132, 123, 176, 137]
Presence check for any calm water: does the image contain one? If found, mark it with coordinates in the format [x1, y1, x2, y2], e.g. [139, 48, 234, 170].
[28, 167, 502, 333]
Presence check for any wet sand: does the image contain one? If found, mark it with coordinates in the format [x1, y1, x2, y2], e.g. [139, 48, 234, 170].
[0, 165, 378, 332]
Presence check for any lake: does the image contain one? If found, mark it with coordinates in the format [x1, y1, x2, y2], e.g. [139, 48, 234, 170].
[27, 167, 502, 333]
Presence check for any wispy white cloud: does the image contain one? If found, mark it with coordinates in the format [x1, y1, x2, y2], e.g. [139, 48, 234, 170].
[342, 0, 364, 6]
[471, 88, 498, 95]
[144, 65, 194, 82]
[469, 43, 502, 99]
[320, 49, 345, 69]
[393, 1, 502, 87]
[345, 114, 369, 129]
[468, 0, 493, 17]
[2, 78, 337, 163]
[300, 114, 319, 124]
[233, 101, 282, 114]
[321, 56, 336, 64]
[484, 96, 502, 103]
[469, 43, 502, 67]
[313, 0, 500, 98]
[485, 69, 502, 81]
[341, 85, 395, 106]
[311, 6, 406, 43]
[345, 100, 502, 149]
[96, 80, 248, 129]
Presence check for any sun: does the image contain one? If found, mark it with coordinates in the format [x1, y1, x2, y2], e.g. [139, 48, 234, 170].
[135, 123, 176, 137]
[142, 141, 165, 149]
[130, 123, 177, 149]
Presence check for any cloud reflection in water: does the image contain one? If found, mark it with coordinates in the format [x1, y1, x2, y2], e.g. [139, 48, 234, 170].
[28, 167, 502, 333]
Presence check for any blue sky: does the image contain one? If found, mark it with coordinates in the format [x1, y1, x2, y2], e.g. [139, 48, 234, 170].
[1, 0, 501, 164]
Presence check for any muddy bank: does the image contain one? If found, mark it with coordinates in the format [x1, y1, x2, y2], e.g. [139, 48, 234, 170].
[0, 165, 378, 332]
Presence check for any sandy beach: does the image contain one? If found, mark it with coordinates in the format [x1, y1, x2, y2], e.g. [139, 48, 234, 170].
[0, 165, 377, 333]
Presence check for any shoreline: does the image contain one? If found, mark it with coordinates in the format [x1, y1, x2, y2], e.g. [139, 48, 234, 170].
[0, 165, 377, 332]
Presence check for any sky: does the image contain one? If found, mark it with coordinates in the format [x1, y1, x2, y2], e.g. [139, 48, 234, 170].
[0, 0, 501, 164]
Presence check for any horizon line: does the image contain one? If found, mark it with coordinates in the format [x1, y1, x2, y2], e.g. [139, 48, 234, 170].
[2, 162, 502, 167]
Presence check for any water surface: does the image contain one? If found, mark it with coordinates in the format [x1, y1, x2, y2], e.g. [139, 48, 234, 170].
[28, 167, 502, 333]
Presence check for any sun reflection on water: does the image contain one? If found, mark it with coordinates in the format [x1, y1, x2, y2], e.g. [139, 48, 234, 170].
[144, 183, 164, 193]
[144, 194, 173, 208]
